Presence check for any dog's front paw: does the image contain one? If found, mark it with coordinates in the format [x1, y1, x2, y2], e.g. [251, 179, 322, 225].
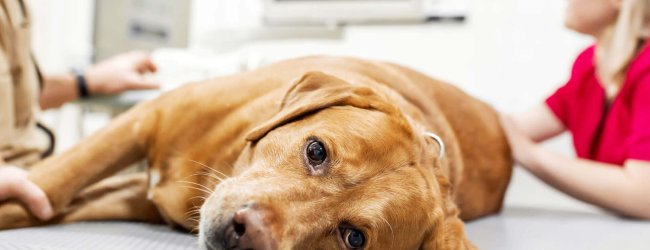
[0, 202, 45, 230]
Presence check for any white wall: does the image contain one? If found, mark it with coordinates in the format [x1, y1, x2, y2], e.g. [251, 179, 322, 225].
[28, 0, 592, 100]
[29, 0, 95, 73]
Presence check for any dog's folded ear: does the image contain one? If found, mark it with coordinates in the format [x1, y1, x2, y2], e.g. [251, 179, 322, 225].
[419, 171, 475, 250]
[419, 214, 475, 250]
[245, 71, 395, 142]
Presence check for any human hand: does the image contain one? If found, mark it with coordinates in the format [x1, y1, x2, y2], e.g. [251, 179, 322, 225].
[0, 166, 53, 220]
[500, 114, 541, 169]
[85, 51, 160, 95]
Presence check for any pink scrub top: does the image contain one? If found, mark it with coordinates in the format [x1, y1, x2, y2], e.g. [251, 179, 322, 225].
[546, 44, 650, 165]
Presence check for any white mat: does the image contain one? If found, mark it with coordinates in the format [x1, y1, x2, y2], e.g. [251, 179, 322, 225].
[1, 207, 648, 250]
[0, 222, 196, 250]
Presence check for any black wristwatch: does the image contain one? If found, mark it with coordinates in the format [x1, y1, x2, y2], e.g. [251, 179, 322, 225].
[75, 72, 90, 99]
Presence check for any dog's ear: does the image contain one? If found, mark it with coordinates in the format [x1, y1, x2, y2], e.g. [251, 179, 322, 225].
[419, 171, 475, 250]
[245, 71, 395, 142]
[419, 215, 475, 250]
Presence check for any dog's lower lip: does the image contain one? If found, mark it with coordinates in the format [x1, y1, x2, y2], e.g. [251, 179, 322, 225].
[224, 224, 239, 249]
[205, 242, 218, 250]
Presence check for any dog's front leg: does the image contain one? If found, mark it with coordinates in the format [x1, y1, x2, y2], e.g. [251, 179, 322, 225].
[0, 173, 164, 230]
[0, 102, 158, 228]
[0, 202, 45, 229]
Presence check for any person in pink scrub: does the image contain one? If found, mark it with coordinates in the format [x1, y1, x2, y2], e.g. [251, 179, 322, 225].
[501, 0, 650, 219]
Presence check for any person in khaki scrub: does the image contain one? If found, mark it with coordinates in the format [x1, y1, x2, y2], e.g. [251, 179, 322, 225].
[0, 0, 159, 220]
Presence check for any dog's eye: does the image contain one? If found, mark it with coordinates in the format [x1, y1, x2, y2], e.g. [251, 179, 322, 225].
[306, 141, 327, 164]
[341, 227, 365, 249]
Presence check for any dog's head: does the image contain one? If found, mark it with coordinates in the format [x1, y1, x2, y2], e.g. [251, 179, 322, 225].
[199, 72, 469, 250]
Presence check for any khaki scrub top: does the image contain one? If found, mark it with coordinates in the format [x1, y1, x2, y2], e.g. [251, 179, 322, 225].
[0, 0, 53, 167]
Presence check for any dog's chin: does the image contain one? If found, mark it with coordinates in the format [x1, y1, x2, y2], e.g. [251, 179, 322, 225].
[197, 233, 211, 250]
[198, 207, 222, 250]
[197, 220, 224, 250]
[197, 218, 209, 250]
[197, 241, 220, 250]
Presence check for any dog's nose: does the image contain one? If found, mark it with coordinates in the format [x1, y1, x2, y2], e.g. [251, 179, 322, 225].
[223, 205, 277, 250]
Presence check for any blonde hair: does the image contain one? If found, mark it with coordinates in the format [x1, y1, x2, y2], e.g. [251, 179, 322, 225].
[597, 0, 650, 99]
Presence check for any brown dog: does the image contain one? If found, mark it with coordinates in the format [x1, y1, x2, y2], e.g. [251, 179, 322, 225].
[0, 56, 512, 249]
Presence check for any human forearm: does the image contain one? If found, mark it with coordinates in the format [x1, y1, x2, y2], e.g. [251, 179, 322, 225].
[511, 105, 566, 142]
[39, 73, 78, 109]
[39, 51, 159, 110]
[528, 148, 650, 219]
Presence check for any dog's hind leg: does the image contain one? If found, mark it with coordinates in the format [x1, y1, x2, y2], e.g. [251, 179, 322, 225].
[56, 172, 164, 225]
[0, 173, 167, 230]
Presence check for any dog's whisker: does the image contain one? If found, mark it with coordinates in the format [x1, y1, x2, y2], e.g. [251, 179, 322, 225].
[188, 194, 208, 201]
[185, 215, 200, 221]
[187, 195, 207, 201]
[186, 206, 202, 213]
[184, 211, 198, 216]
[185, 159, 229, 178]
[177, 183, 213, 194]
[198, 172, 224, 182]
[186, 211, 201, 217]
[184, 186, 211, 195]
[186, 172, 224, 183]
[185, 213, 202, 220]
[184, 206, 202, 215]
[177, 180, 215, 194]
[177, 180, 212, 192]
[177, 181, 211, 193]
[204, 172, 225, 182]
[188, 195, 208, 202]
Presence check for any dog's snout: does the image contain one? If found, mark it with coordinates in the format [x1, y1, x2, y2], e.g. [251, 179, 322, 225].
[206, 204, 278, 250]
